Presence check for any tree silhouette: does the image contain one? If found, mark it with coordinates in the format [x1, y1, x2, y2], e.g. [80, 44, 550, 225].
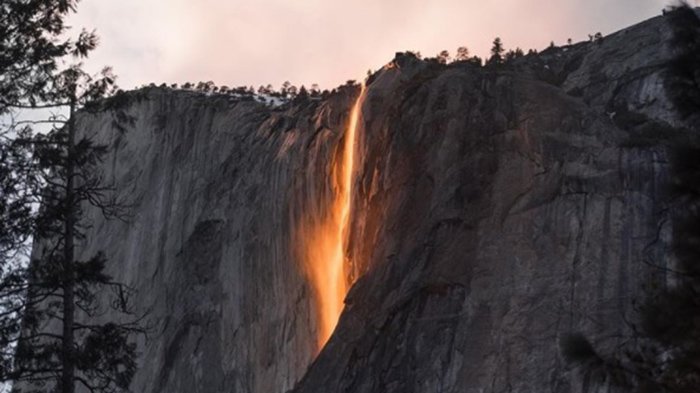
[310, 84, 321, 97]
[488, 37, 505, 65]
[436, 50, 451, 64]
[296, 85, 309, 100]
[455, 46, 470, 62]
[0, 1, 145, 392]
[504, 48, 524, 62]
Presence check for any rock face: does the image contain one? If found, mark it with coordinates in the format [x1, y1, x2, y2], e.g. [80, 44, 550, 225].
[66, 11, 697, 393]
[72, 89, 362, 393]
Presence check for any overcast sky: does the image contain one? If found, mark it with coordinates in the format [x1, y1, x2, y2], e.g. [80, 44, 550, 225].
[68, 0, 688, 91]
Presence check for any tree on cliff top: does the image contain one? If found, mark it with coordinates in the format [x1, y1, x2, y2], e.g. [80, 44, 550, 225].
[455, 46, 470, 62]
[487, 37, 505, 65]
[436, 50, 451, 64]
[0, 1, 144, 392]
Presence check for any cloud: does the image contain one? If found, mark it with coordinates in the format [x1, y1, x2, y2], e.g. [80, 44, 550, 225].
[69, 0, 670, 90]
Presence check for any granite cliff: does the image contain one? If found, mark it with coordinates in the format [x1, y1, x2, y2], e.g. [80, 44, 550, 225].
[63, 10, 699, 393]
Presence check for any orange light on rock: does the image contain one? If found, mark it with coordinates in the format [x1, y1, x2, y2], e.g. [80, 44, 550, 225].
[306, 84, 366, 349]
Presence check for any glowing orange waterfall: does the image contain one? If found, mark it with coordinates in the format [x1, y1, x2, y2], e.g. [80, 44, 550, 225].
[307, 84, 366, 349]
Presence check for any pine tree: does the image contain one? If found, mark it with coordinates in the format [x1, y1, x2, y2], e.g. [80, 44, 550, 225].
[0, 1, 144, 392]
[1, 0, 84, 263]
[504, 47, 524, 62]
[297, 85, 309, 99]
[488, 37, 505, 65]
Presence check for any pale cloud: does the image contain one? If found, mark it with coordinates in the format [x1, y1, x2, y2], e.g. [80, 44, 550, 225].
[70, 0, 675, 91]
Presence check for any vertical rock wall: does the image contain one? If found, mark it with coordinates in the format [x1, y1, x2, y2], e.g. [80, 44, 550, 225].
[294, 13, 696, 393]
[62, 11, 698, 393]
[72, 90, 358, 393]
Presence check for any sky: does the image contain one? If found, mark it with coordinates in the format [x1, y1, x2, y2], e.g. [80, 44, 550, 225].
[67, 0, 689, 91]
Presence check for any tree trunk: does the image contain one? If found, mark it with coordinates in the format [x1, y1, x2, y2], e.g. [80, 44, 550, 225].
[61, 97, 76, 393]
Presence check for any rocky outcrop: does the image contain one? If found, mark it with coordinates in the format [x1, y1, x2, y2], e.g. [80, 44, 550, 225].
[67, 10, 697, 393]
